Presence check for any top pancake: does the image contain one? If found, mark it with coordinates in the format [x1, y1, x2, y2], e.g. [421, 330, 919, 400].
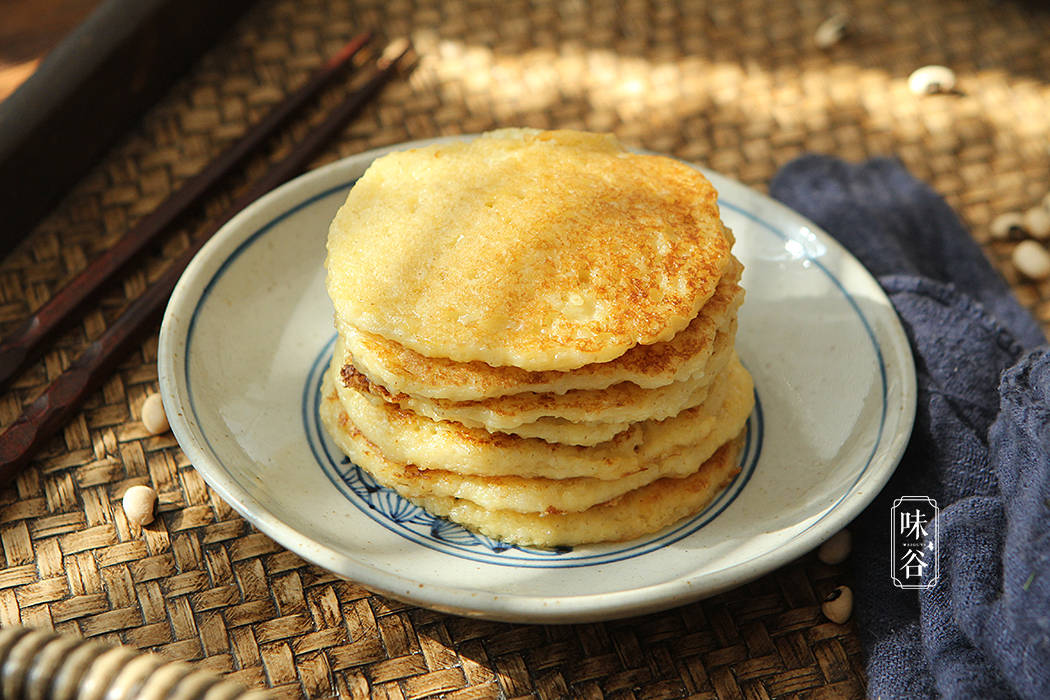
[339, 256, 743, 401]
[325, 128, 733, 371]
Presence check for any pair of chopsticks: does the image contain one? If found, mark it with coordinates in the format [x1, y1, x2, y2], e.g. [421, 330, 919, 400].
[0, 34, 411, 483]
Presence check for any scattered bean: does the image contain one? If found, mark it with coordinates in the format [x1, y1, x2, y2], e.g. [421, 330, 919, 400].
[990, 212, 1025, 240]
[142, 393, 169, 435]
[1024, 207, 1050, 240]
[814, 13, 849, 49]
[821, 585, 853, 624]
[908, 65, 956, 95]
[1012, 240, 1050, 281]
[817, 529, 852, 565]
[122, 485, 157, 527]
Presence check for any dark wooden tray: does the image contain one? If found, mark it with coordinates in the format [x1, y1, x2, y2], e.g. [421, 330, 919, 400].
[0, 0, 255, 257]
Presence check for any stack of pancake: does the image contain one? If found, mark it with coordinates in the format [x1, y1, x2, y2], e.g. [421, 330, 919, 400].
[319, 129, 753, 548]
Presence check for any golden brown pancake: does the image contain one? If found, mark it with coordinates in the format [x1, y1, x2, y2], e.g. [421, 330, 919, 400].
[324, 354, 754, 481]
[336, 323, 735, 444]
[323, 402, 744, 547]
[325, 128, 734, 371]
[338, 256, 744, 401]
[319, 128, 754, 547]
[321, 365, 751, 513]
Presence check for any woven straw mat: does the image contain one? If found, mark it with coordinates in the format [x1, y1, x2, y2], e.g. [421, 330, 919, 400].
[1, 0, 1049, 698]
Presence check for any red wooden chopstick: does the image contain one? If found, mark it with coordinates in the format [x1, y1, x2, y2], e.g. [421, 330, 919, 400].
[0, 32, 371, 393]
[0, 42, 411, 484]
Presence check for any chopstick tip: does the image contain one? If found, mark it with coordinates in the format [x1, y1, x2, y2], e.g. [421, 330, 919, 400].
[379, 39, 413, 68]
[326, 31, 373, 68]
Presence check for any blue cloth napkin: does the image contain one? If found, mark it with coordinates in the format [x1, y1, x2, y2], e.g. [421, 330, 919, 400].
[768, 156, 1050, 699]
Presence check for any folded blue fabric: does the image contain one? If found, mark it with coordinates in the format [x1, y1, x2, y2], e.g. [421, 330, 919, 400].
[769, 156, 1050, 699]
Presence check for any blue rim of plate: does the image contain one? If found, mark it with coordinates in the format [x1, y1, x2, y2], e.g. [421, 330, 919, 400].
[180, 175, 890, 575]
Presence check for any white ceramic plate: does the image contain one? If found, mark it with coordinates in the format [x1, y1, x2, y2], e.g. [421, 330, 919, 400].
[158, 137, 916, 623]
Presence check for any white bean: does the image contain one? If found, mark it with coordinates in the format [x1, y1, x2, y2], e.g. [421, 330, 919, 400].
[1024, 207, 1050, 239]
[1012, 240, 1050, 280]
[122, 485, 157, 527]
[817, 529, 852, 565]
[141, 393, 169, 435]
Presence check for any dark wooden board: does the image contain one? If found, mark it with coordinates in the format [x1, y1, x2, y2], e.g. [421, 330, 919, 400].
[0, 0, 256, 258]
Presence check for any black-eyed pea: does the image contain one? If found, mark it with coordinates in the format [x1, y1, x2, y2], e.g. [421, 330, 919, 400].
[821, 585, 853, 624]
[908, 65, 956, 95]
[990, 212, 1025, 240]
[814, 13, 849, 49]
